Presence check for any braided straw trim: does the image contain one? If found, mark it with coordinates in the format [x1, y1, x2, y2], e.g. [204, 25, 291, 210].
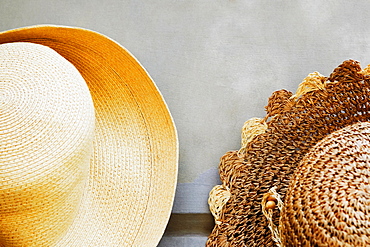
[239, 117, 268, 155]
[360, 64, 370, 76]
[208, 117, 267, 225]
[290, 71, 326, 100]
[206, 60, 370, 246]
[260, 71, 325, 246]
[208, 185, 231, 225]
[262, 187, 284, 247]
[209, 118, 267, 225]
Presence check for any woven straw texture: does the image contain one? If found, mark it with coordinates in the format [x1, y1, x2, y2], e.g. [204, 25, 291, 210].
[0, 26, 178, 247]
[207, 60, 370, 246]
[280, 121, 370, 247]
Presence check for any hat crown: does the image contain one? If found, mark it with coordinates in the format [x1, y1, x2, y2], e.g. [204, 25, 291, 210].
[280, 121, 370, 246]
[0, 42, 95, 246]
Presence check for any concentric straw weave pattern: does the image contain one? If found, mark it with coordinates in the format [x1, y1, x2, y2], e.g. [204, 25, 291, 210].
[280, 121, 370, 246]
[0, 42, 95, 246]
[207, 60, 370, 246]
[0, 25, 178, 247]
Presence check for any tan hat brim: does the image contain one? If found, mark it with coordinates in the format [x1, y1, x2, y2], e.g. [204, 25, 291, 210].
[0, 25, 178, 246]
[207, 60, 370, 246]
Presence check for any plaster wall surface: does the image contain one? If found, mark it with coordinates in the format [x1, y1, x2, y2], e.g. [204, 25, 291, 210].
[2, 1, 370, 245]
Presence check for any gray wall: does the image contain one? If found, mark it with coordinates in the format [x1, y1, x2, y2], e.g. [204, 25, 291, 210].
[3, 1, 370, 246]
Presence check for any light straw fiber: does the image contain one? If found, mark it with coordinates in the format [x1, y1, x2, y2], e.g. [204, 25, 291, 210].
[0, 42, 95, 246]
[0, 25, 178, 247]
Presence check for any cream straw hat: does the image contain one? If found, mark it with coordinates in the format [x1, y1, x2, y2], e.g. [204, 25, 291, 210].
[0, 25, 178, 246]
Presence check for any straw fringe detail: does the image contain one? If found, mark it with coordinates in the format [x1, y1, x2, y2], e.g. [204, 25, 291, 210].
[208, 185, 231, 225]
[207, 59, 370, 246]
[261, 187, 284, 247]
[239, 118, 268, 156]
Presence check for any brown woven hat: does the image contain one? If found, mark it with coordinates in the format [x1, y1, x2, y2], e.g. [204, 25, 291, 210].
[207, 60, 370, 246]
[0, 25, 178, 246]
[278, 121, 370, 246]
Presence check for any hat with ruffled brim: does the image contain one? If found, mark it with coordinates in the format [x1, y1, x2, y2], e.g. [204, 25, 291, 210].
[207, 60, 370, 246]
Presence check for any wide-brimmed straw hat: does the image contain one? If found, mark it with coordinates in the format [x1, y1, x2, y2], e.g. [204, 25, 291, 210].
[0, 25, 178, 246]
[207, 60, 370, 246]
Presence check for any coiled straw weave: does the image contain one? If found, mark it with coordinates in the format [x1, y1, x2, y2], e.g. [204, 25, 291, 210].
[207, 60, 370, 246]
[0, 25, 178, 247]
[280, 121, 370, 246]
